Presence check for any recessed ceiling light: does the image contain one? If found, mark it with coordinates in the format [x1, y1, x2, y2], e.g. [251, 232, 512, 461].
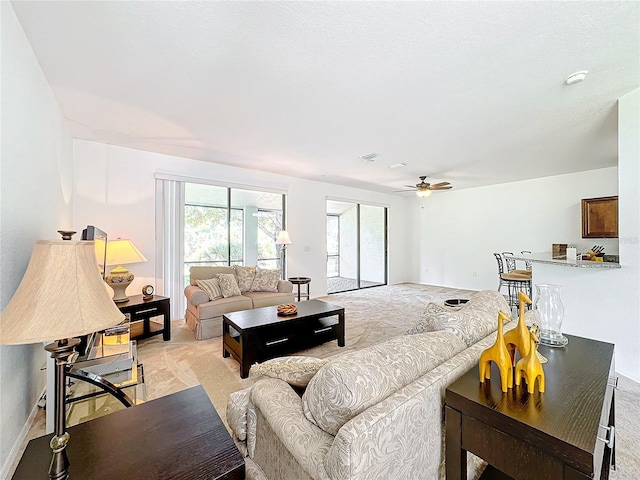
[565, 70, 589, 85]
[360, 153, 379, 162]
[389, 163, 406, 169]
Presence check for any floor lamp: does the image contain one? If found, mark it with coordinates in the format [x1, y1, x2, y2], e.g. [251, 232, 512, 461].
[275, 230, 292, 279]
[0, 237, 125, 480]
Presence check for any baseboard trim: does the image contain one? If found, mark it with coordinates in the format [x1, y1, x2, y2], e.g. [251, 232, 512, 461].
[0, 387, 45, 480]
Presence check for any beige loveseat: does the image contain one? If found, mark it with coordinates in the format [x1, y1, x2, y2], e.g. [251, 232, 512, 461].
[227, 290, 516, 480]
[184, 266, 294, 340]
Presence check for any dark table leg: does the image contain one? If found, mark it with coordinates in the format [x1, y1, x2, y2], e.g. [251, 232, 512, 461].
[337, 311, 345, 347]
[240, 333, 254, 379]
[222, 321, 230, 358]
[446, 406, 467, 480]
[159, 299, 171, 341]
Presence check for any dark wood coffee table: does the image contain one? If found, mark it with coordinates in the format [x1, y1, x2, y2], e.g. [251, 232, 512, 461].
[12, 385, 244, 480]
[445, 334, 615, 480]
[223, 299, 345, 378]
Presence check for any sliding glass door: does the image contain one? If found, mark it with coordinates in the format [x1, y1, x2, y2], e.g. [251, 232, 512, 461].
[183, 183, 285, 286]
[326, 200, 387, 294]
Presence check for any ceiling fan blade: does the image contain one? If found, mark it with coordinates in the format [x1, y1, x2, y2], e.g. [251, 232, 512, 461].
[430, 182, 450, 188]
[393, 189, 417, 193]
[431, 185, 452, 190]
[403, 185, 417, 189]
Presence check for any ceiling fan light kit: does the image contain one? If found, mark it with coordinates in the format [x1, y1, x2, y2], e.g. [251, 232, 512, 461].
[393, 175, 453, 197]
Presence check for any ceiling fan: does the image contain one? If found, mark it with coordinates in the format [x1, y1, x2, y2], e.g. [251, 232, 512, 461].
[395, 176, 453, 197]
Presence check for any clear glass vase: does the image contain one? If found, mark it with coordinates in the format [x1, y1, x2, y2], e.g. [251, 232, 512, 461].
[534, 284, 568, 347]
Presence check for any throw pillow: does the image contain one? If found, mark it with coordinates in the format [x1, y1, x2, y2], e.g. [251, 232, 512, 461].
[216, 273, 242, 298]
[249, 356, 328, 388]
[404, 302, 450, 335]
[250, 268, 280, 292]
[413, 310, 510, 347]
[195, 278, 223, 301]
[234, 266, 256, 293]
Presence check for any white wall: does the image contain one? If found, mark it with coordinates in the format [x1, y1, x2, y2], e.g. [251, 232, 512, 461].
[72, 140, 412, 312]
[413, 150, 638, 380]
[0, 3, 73, 475]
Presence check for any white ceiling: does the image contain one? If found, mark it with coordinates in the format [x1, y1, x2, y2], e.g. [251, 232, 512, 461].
[11, 1, 640, 194]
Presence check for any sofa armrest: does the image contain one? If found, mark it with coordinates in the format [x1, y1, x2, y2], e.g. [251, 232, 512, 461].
[249, 378, 334, 475]
[277, 280, 293, 293]
[184, 284, 209, 306]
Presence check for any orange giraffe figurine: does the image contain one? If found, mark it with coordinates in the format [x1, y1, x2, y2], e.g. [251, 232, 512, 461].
[479, 310, 513, 392]
[515, 330, 545, 393]
[505, 291, 532, 366]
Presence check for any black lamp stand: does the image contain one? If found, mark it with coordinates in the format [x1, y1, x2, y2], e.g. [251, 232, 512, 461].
[44, 337, 80, 480]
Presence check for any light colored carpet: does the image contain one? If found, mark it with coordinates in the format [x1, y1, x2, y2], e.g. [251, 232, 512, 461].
[13, 283, 639, 479]
[137, 283, 478, 417]
[326, 276, 383, 294]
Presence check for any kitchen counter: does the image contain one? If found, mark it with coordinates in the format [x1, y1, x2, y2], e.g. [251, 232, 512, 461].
[506, 252, 621, 269]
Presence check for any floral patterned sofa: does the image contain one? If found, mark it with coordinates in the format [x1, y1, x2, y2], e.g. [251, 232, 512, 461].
[184, 265, 294, 340]
[227, 290, 515, 480]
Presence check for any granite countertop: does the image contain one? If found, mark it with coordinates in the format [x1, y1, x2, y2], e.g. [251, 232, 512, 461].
[506, 252, 621, 269]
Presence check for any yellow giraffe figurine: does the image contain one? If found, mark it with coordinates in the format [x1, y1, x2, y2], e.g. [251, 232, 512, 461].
[515, 330, 545, 393]
[504, 291, 532, 366]
[479, 310, 513, 392]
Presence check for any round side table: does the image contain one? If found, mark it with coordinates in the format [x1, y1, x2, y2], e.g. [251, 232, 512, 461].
[288, 277, 311, 301]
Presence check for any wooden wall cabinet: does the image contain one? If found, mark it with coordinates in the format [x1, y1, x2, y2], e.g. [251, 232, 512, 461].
[581, 196, 618, 238]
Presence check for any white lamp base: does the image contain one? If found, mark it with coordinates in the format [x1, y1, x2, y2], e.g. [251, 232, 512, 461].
[105, 267, 134, 303]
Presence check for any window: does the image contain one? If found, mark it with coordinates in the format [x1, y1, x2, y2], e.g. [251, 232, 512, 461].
[183, 183, 286, 285]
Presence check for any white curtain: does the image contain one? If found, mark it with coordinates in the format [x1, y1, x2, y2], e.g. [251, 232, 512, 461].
[155, 177, 185, 321]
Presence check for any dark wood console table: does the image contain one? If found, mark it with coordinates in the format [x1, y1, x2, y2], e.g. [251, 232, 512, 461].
[13, 385, 244, 480]
[117, 294, 171, 341]
[445, 334, 616, 480]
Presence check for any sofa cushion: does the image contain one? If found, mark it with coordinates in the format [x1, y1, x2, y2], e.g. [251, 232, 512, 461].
[302, 330, 467, 435]
[234, 265, 256, 292]
[242, 291, 294, 308]
[216, 273, 242, 298]
[423, 310, 508, 347]
[250, 356, 329, 388]
[406, 290, 511, 346]
[195, 295, 253, 320]
[195, 278, 223, 301]
[250, 268, 280, 292]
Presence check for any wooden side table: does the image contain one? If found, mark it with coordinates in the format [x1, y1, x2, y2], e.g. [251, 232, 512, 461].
[117, 294, 171, 341]
[445, 334, 615, 480]
[13, 385, 244, 480]
[288, 277, 311, 301]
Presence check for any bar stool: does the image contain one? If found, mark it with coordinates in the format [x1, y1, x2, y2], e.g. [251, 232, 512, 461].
[494, 253, 531, 309]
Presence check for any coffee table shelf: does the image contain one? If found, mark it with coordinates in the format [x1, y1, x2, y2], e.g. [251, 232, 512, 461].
[223, 300, 345, 378]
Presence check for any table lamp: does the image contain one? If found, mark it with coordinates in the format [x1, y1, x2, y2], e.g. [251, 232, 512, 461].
[105, 239, 147, 303]
[0, 237, 125, 480]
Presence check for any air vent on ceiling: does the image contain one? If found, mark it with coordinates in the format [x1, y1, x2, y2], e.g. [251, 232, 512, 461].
[360, 153, 379, 162]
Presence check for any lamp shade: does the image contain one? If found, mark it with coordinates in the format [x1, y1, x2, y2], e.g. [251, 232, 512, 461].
[0, 241, 125, 344]
[105, 239, 147, 266]
[416, 189, 432, 198]
[275, 230, 292, 245]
